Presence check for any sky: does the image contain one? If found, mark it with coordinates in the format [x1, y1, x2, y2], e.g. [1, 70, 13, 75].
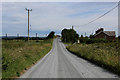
[1, 2, 119, 37]
[1, 0, 120, 2]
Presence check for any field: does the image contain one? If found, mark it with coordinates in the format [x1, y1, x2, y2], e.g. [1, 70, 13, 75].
[2, 39, 53, 78]
[66, 42, 120, 75]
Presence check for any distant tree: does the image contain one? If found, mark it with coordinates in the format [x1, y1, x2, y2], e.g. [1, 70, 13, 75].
[46, 31, 55, 39]
[61, 28, 79, 43]
[61, 29, 68, 42]
[89, 34, 94, 39]
[81, 35, 83, 38]
[79, 35, 89, 43]
[118, 36, 120, 40]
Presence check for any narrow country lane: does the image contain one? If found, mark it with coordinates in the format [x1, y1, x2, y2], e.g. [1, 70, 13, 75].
[20, 38, 118, 78]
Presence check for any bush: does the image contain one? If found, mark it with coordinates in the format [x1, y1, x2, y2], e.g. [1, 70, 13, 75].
[66, 43, 120, 75]
[79, 38, 108, 44]
[79, 37, 89, 43]
[86, 39, 94, 44]
[118, 36, 120, 40]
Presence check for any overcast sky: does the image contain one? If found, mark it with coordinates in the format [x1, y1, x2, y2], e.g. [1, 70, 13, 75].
[1, 2, 118, 37]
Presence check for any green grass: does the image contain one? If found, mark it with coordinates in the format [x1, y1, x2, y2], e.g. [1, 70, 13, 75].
[0, 39, 2, 79]
[66, 42, 120, 75]
[2, 39, 53, 78]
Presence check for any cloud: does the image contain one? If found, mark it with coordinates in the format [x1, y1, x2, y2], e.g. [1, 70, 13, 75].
[1, 0, 120, 2]
[2, 2, 118, 37]
[0, 3, 2, 36]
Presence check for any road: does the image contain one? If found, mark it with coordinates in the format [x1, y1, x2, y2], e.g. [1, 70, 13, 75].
[20, 38, 119, 78]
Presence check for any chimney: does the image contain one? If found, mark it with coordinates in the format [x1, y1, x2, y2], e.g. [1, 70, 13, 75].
[96, 28, 104, 34]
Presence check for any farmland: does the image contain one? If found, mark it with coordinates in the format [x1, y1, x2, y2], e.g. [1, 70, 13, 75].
[2, 39, 53, 78]
[66, 42, 120, 75]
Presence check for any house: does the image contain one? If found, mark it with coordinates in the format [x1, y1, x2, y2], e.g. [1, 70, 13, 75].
[94, 28, 116, 41]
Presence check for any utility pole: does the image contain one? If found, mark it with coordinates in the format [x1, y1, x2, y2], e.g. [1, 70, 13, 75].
[36, 33, 37, 40]
[5, 33, 8, 41]
[36, 33, 37, 38]
[6, 33, 7, 38]
[36, 33, 38, 41]
[85, 32, 86, 37]
[17, 34, 19, 37]
[25, 8, 32, 41]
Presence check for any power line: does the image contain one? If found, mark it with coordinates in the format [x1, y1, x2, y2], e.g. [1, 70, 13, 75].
[76, 2, 119, 27]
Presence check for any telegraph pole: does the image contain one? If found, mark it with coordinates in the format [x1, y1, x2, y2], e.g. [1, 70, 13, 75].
[36, 33, 37, 38]
[5, 33, 8, 41]
[17, 34, 19, 37]
[85, 32, 86, 37]
[25, 8, 32, 41]
[36, 33, 38, 41]
[6, 33, 7, 38]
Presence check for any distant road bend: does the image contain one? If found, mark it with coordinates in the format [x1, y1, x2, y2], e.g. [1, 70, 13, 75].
[20, 38, 119, 78]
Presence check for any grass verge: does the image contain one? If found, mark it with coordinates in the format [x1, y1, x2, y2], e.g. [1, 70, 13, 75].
[66, 42, 120, 76]
[2, 39, 53, 78]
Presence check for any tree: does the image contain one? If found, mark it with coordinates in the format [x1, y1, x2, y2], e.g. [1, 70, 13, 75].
[61, 28, 79, 43]
[118, 36, 120, 40]
[89, 34, 94, 39]
[81, 35, 83, 38]
[46, 31, 55, 39]
[79, 35, 89, 43]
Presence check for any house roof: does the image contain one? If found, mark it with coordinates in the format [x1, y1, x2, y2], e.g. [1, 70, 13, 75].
[94, 31, 115, 37]
[104, 31, 115, 36]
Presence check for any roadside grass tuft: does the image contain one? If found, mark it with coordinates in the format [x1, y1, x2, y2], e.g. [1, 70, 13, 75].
[2, 39, 53, 78]
[66, 42, 120, 76]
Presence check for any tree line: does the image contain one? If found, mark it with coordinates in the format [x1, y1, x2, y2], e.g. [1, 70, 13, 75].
[2, 31, 55, 41]
[61, 27, 120, 44]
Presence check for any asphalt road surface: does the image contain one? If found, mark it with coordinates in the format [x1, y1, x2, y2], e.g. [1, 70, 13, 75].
[20, 38, 119, 78]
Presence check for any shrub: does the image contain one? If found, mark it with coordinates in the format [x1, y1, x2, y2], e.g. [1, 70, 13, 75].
[66, 43, 120, 75]
[86, 39, 94, 44]
[80, 38, 108, 44]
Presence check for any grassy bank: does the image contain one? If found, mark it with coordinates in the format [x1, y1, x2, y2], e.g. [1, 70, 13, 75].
[66, 42, 120, 75]
[2, 39, 53, 78]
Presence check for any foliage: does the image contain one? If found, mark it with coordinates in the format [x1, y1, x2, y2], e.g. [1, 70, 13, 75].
[46, 31, 55, 39]
[118, 36, 120, 40]
[80, 35, 83, 38]
[79, 36, 108, 44]
[2, 37, 46, 40]
[89, 34, 94, 39]
[61, 28, 79, 43]
[2, 39, 53, 78]
[66, 42, 120, 75]
[79, 36, 89, 43]
[86, 38, 108, 44]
